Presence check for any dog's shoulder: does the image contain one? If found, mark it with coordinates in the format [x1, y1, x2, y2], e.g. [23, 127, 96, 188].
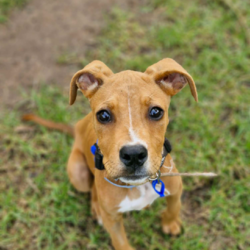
[75, 112, 93, 133]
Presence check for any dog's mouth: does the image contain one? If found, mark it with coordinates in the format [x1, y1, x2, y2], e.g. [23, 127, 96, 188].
[119, 175, 149, 185]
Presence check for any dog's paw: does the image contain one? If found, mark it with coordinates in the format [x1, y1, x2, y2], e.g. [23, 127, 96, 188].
[162, 220, 182, 236]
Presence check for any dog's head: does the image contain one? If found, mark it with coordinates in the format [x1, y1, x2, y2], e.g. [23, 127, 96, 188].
[69, 59, 197, 185]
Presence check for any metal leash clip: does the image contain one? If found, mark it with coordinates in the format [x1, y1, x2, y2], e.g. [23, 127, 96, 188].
[156, 170, 161, 183]
[148, 170, 161, 183]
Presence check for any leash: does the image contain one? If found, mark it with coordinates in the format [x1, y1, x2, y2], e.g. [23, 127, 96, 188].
[159, 172, 217, 177]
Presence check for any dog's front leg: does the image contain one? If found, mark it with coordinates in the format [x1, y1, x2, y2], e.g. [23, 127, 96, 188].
[67, 147, 93, 192]
[161, 175, 183, 236]
[99, 207, 134, 250]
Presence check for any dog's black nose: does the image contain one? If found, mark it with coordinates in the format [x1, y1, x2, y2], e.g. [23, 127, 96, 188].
[119, 145, 148, 169]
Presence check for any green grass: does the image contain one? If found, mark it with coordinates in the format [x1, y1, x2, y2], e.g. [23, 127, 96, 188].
[0, 0, 28, 22]
[1, 0, 250, 249]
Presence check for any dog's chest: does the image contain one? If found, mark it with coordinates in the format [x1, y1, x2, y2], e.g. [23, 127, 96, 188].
[118, 183, 159, 213]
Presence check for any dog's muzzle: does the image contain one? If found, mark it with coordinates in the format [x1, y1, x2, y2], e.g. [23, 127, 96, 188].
[91, 138, 172, 172]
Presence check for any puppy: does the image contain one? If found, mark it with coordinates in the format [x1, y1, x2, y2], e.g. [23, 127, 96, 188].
[24, 58, 197, 250]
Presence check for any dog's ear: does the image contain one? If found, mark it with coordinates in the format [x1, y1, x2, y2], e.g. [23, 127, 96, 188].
[145, 58, 198, 101]
[69, 60, 113, 105]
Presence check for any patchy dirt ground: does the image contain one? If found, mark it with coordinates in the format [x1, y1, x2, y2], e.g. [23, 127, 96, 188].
[0, 0, 144, 110]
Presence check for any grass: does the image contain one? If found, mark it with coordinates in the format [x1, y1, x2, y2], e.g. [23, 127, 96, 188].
[0, 0, 28, 23]
[1, 0, 250, 249]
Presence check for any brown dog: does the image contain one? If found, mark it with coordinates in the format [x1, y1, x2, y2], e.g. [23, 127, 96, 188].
[23, 58, 197, 250]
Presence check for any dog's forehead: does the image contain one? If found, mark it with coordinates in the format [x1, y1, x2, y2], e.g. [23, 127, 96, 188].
[90, 70, 168, 109]
[108, 70, 151, 87]
[105, 70, 163, 97]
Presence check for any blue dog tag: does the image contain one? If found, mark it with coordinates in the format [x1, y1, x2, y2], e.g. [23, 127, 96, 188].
[152, 179, 165, 197]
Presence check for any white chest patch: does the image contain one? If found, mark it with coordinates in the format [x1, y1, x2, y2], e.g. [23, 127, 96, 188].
[118, 182, 159, 213]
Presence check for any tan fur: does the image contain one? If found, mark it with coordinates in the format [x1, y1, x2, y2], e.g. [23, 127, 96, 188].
[24, 59, 197, 250]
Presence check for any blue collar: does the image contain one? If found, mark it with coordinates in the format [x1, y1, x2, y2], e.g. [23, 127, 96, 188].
[104, 177, 166, 198]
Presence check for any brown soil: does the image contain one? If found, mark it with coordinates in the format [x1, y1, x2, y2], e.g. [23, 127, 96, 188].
[0, 0, 142, 111]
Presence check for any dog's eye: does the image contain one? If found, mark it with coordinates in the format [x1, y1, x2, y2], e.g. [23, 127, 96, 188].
[96, 110, 112, 124]
[149, 107, 164, 120]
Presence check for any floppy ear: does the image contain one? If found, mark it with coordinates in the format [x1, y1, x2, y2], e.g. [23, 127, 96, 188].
[145, 58, 198, 101]
[69, 60, 113, 105]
